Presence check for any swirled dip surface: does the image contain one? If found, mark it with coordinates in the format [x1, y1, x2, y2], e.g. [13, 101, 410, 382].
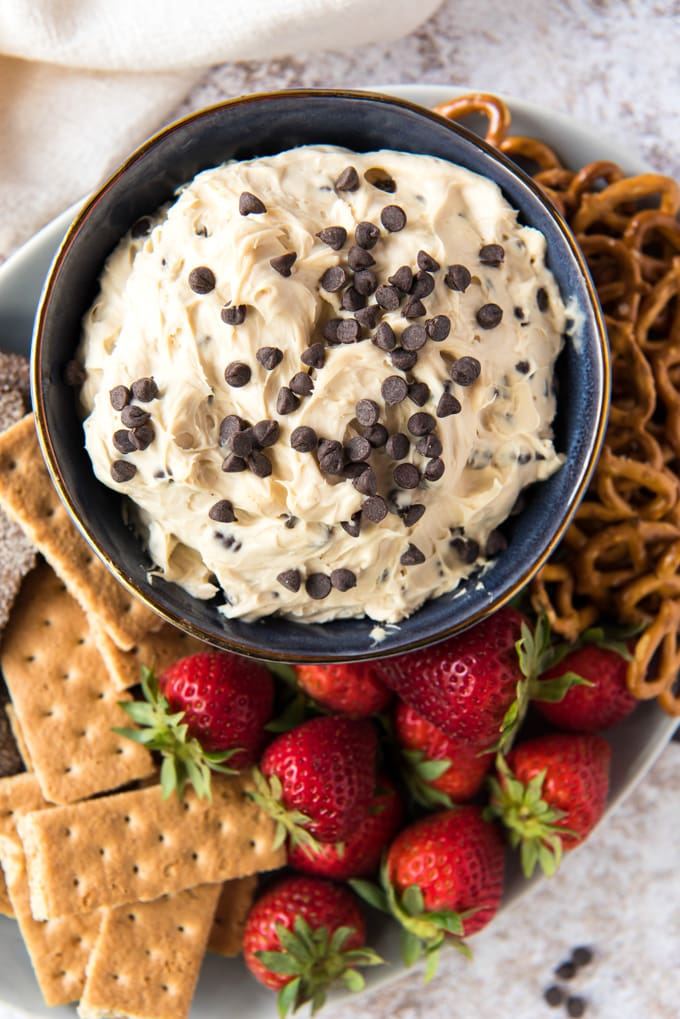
[78, 145, 567, 624]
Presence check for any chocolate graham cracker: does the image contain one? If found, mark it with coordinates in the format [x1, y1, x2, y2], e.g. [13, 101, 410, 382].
[18, 773, 285, 920]
[79, 884, 220, 1019]
[1, 562, 155, 804]
[92, 618, 207, 692]
[208, 875, 258, 957]
[0, 414, 163, 650]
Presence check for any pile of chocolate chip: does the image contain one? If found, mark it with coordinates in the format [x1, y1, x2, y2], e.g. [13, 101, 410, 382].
[108, 377, 159, 482]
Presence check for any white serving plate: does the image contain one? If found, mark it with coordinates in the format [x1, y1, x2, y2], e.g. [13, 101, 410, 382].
[0, 84, 676, 1019]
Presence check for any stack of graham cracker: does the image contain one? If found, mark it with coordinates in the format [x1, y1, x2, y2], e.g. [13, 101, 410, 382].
[0, 411, 286, 1018]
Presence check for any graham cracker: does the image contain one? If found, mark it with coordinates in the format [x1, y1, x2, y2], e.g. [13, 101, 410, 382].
[0, 413, 163, 650]
[208, 875, 257, 957]
[79, 884, 220, 1019]
[1, 563, 155, 804]
[18, 773, 285, 920]
[5, 704, 32, 770]
[0, 835, 102, 1007]
[0, 773, 51, 918]
[91, 618, 207, 692]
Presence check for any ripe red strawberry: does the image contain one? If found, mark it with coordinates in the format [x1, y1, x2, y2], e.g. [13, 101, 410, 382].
[394, 702, 494, 806]
[252, 715, 378, 849]
[487, 732, 612, 877]
[536, 642, 637, 731]
[243, 875, 382, 1016]
[116, 651, 274, 798]
[288, 775, 404, 880]
[294, 662, 392, 717]
[351, 806, 505, 978]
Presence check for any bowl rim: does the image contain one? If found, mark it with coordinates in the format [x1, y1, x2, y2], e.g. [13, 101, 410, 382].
[31, 86, 611, 662]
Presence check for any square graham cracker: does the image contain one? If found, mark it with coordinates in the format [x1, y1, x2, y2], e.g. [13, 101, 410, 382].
[1, 563, 155, 804]
[0, 773, 51, 917]
[0, 835, 102, 1007]
[78, 884, 220, 1019]
[208, 875, 257, 957]
[18, 773, 286, 920]
[5, 703, 33, 770]
[91, 618, 208, 692]
[0, 414, 163, 650]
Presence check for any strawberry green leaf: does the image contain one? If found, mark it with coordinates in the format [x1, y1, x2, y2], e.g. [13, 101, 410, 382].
[401, 884, 425, 917]
[530, 672, 593, 703]
[401, 928, 423, 967]
[424, 944, 442, 983]
[248, 768, 321, 853]
[342, 969, 365, 993]
[160, 755, 177, 799]
[255, 951, 303, 977]
[423, 910, 465, 936]
[348, 879, 390, 915]
[276, 976, 301, 1019]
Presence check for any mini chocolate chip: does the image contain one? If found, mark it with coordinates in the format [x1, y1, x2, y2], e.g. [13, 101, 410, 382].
[543, 986, 564, 1008]
[252, 417, 279, 446]
[229, 430, 255, 458]
[571, 947, 593, 968]
[450, 356, 481, 386]
[113, 430, 136, 454]
[318, 439, 345, 475]
[209, 500, 236, 523]
[248, 451, 272, 477]
[301, 343, 326, 368]
[479, 243, 505, 266]
[222, 452, 247, 473]
[355, 399, 380, 426]
[335, 166, 360, 192]
[401, 543, 425, 566]
[388, 265, 414, 292]
[331, 568, 356, 591]
[518, 451, 532, 465]
[366, 168, 396, 193]
[346, 435, 371, 462]
[380, 205, 406, 232]
[363, 423, 388, 448]
[63, 359, 86, 386]
[386, 432, 410, 459]
[289, 372, 313, 396]
[316, 226, 347, 250]
[485, 530, 508, 556]
[131, 216, 152, 238]
[341, 286, 366, 311]
[354, 269, 378, 296]
[450, 536, 480, 563]
[566, 997, 587, 1018]
[424, 457, 445, 481]
[408, 381, 430, 406]
[131, 423, 155, 451]
[394, 463, 420, 489]
[402, 296, 426, 319]
[514, 306, 525, 319]
[337, 319, 361, 343]
[131, 377, 158, 402]
[362, 495, 387, 522]
[390, 348, 418, 371]
[476, 303, 503, 329]
[515, 360, 531, 374]
[239, 192, 267, 215]
[219, 415, 247, 444]
[401, 503, 425, 526]
[401, 324, 427, 351]
[225, 362, 252, 387]
[121, 405, 150, 428]
[407, 412, 436, 436]
[276, 387, 300, 414]
[320, 265, 348, 292]
[426, 316, 450, 343]
[341, 512, 362, 537]
[188, 266, 216, 294]
[221, 304, 247, 325]
[437, 391, 462, 417]
[410, 270, 435, 299]
[416, 433, 442, 457]
[283, 514, 298, 529]
[110, 460, 137, 482]
[270, 253, 297, 277]
[291, 426, 318, 452]
[353, 466, 377, 496]
[277, 569, 301, 592]
[382, 375, 408, 405]
[110, 385, 130, 411]
[323, 318, 342, 342]
[555, 962, 577, 981]
[355, 304, 382, 329]
[375, 285, 401, 311]
[355, 222, 380, 249]
[373, 322, 396, 351]
[444, 264, 472, 291]
[306, 573, 332, 599]
[256, 347, 283, 371]
[417, 250, 440, 272]
[537, 286, 550, 311]
[347, 245, 376, 270]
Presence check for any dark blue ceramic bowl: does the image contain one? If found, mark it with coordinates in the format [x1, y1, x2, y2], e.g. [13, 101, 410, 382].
[32, 89, 609, 663]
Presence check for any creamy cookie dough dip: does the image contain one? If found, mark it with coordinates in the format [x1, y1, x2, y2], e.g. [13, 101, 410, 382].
[77, 145, 568, 624]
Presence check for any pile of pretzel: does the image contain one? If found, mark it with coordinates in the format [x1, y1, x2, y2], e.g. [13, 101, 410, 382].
[436, 93, 680, 716]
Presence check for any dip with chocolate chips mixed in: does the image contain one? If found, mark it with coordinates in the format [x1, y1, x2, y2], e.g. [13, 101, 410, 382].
[77, 145, 567, 624]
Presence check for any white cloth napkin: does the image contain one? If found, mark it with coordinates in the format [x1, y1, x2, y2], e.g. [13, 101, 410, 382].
[0, 0, 441, 258]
